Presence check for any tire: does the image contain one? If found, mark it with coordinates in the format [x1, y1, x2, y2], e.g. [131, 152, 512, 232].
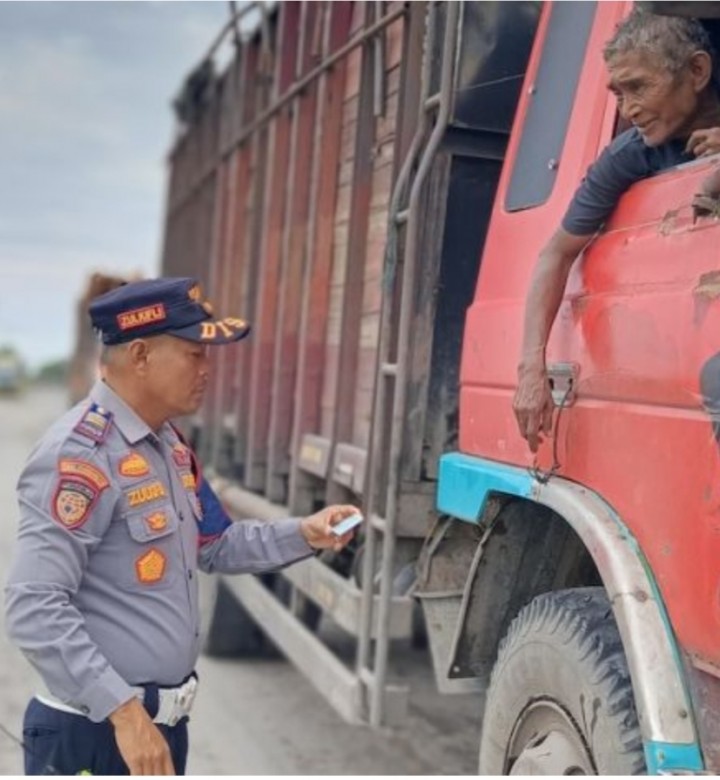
[200, 575, 268, 657]
[479, 587, 645, 775]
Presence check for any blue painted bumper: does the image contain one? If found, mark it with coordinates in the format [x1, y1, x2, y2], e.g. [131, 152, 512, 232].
[436, 452, 532, 523]
[436, 451, 705, 774]
[645, 741, 704, 775]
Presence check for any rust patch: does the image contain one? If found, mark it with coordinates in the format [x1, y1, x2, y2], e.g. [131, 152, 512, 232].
[658, 208, 681, 235]
[694, 270, 720, 300]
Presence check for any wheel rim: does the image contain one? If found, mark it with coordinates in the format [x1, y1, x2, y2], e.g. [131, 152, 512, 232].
[507, 699, 596, 775]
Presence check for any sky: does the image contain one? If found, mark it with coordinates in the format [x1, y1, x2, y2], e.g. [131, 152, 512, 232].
[0, 1, 232, 369]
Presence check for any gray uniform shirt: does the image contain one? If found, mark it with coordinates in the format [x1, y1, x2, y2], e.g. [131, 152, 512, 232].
[5, 380, 312, 722]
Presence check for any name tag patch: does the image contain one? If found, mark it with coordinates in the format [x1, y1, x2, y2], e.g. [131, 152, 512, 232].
[119, 452, 150, 478]
[117, 303, 166, 331]
[126, 481, 167, 507]
[135, 548, 166, 584]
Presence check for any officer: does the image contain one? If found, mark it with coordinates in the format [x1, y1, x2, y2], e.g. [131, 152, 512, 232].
[4, 277, 359, 776]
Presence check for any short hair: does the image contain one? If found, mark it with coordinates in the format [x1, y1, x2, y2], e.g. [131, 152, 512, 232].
[99, 343, 126, 366]
[604, 10, 716, 81]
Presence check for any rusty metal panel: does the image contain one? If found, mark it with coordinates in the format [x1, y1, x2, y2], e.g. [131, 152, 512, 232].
[289, 2, 354, 511]
[210, 51, 255, 470]
[265, 3, 322, 501]
[319, 2, 370, 452]
[233, 32, 274, 475]
[244, 1, 300, 490]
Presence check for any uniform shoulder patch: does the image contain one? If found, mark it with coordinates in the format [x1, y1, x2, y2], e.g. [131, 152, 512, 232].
[58, 458, 109, 490]
[51, 459, 110, 530]
[73, 403, 113, 445]
[52, 478, 100, 530]
[118, 452, 150, 478]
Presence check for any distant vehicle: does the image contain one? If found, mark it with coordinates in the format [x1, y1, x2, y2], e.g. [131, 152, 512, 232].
[0, 348, 25, 394]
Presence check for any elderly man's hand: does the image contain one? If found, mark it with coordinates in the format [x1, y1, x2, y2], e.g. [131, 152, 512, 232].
[513, 364, 554, 453]
[687, 127, 720, 158]
[301, 504, 361, 552]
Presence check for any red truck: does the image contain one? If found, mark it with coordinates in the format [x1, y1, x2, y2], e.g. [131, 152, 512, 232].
[160, 1, 720, 772]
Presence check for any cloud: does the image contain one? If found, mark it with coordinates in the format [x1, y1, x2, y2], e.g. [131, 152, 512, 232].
[0, 2, 229, 368]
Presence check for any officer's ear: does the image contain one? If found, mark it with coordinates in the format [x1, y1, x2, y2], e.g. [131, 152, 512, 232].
[126, 339, 151, 373]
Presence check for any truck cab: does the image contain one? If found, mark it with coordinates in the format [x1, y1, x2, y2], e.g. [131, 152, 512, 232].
[161, 1, 720, 773]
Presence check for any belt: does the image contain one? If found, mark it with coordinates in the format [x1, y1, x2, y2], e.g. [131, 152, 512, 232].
[36, 676, 198, 727]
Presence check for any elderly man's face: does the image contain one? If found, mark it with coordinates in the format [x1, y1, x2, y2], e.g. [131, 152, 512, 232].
[143, 335, 210, 418]
[607, 50, 706, 146]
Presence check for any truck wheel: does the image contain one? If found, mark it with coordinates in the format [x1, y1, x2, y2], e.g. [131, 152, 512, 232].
[200, 575, 267, 657]
[479, 587, 645, 775]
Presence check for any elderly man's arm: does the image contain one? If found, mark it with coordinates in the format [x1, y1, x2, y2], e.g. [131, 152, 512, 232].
[513, 228, 594, 452]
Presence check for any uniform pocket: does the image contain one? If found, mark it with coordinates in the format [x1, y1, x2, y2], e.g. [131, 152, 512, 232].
[121, 504, 179, 590]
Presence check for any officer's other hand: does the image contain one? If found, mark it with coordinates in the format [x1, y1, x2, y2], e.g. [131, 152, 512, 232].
[109, 697, 174, 775]
[687, 127, 720, 158]
[301, 504, 360, 552]
[513, 365, 554, 453]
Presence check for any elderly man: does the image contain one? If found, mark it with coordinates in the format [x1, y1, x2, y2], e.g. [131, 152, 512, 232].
[5, 277, 359, 776]
[514, 10, 720, 452]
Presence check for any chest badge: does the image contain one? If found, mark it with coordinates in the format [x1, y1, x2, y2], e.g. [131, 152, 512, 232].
[145, 511, 168, 532]
[172, 444, 191, 468]
[135, 548, 166, 584]
[119, 452, 150, 478]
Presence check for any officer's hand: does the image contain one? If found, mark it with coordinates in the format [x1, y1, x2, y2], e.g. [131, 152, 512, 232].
[513, 364, 554, 453]
[301, 504, 360, 552]
[687, 127, 720, 158]
[109, 697, 175, 775]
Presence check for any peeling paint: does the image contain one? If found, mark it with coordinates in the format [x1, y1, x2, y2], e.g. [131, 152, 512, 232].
[694, 271, 720, 301]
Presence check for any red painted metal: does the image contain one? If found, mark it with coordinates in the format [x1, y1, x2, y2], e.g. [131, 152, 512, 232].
[460, 0, 720, 673]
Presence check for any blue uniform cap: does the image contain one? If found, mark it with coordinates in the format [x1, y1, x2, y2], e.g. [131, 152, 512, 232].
[89, 277, 251, 346]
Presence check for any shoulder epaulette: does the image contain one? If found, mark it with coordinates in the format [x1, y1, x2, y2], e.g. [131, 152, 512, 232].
[70, 403, 113, 447]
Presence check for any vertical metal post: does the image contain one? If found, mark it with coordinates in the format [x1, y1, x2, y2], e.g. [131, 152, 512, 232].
[356, 0, 435, 707]
[368, 1, 460, 729]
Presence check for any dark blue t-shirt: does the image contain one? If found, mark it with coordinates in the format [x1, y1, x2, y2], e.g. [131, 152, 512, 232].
[562, 128, 693, 236]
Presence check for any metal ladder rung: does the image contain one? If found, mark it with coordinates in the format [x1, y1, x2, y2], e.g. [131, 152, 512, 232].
[394, 209, 409, 225]
[370, 514, 387, 533]
[359, 667, 374, 687]
[380, 362, 397, 376]
[424, 92, 440, 110]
